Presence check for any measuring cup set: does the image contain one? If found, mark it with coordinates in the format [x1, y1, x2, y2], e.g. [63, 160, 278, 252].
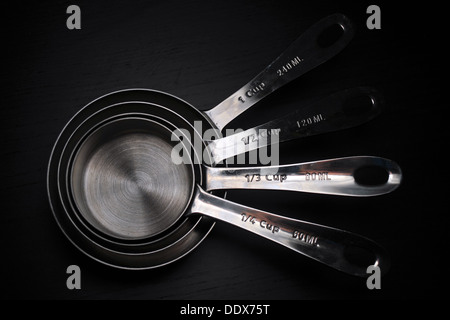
[48, 14, 402, 276]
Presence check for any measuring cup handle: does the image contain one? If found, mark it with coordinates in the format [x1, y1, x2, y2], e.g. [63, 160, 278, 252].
[205, 13, 354, 131]
[205, 156, 402, 197]
[208, 87, 382, 164]
[190, 186, 390, 277]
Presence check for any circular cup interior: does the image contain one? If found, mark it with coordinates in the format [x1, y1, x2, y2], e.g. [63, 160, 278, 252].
[70, 117, 195, 240]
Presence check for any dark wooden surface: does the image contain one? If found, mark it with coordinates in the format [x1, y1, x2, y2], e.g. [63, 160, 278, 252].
[2, 0, 447, 300]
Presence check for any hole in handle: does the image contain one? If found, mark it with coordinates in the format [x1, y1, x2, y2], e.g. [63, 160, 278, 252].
[342, 94, 375, 116]
[354, 165, 389, 186]
[317, 23, 345, 48]
[343, 244, 377, 268]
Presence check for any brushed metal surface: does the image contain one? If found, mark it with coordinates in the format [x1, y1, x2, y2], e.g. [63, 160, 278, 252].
[71, 117, 194, 240]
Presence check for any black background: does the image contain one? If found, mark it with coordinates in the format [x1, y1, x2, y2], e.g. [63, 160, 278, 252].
[2, 0, 448, 300]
